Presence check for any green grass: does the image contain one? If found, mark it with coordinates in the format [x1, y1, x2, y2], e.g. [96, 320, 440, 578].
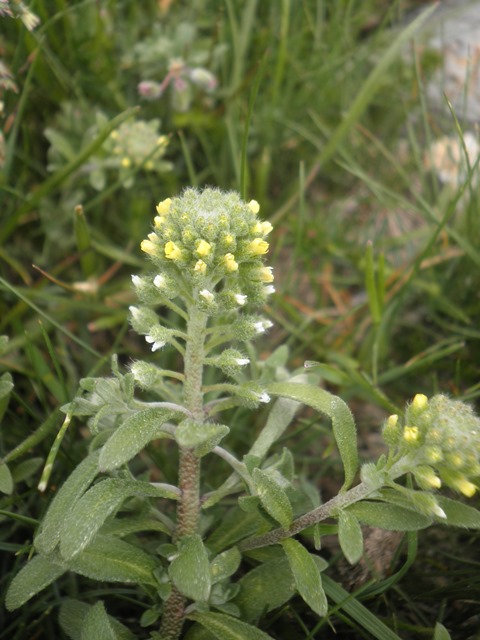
[1, 0, 480, 638]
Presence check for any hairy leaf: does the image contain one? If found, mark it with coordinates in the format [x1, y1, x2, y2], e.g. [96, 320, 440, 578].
[99, 407, 178, 471]
[169, 534, 211, 602]
[34, 450, 100, 554]
[188, 611, 274, 639]
[210, 547, 241, 584]
[266, 381, 358, 489]
[0, 462, 13, 495]
[252, 468, 293, 529]
[249, 394, 302, 460]
[348, 501, 432, 530]
[59, 599, 135, 640]
[60, 478, 179, 559]
[80, 602, 117, 640]
[436, 496, 480, 528]
[281, 538, 327, 617]
[175, 420, 230, 457]
[5, 555, 66, 611]
[338, 510, 364, 564]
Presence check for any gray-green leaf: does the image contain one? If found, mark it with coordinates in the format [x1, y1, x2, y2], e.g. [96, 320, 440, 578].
[281, 538, 328, 617]
[0, 462, 13, 495]
[0, 371, 13, 423]
[188, 611, 274, 640]
[175, 420, 230, 457]
[5, 555, 66, 611]
[436, 496, 480, 528]
[266, 381, 358, 490]
[35, 450, 100, 555]
[99, 408, 178, 471]
[338, 510, 364, 564]
[210, 547, 241, 584]
[252, 468, 293, 529]
[60, 478, 179, 560]
[59, 599, 135, 640]
[80, 602, 117, 640]
[169, 534, 211, 602]
[249, 395, 302, 460]
[348, 501, 432, 530]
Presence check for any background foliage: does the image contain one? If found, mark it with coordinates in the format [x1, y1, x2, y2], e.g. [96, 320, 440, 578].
[1, 1, 479, 638]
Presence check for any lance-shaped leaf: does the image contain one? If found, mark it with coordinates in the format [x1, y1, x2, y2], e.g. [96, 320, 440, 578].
[100, 515, 170, 538]
[60, 478, 180, 560]
[249, 392, 303, 460]
[67, 535, 159, 586]
[281, 538, 328, 617]
[0, 371, 13, 422]
[60, 599, 135, 640]
[436, 496, 480, 528]
[252, 468, 293, 529]
[35, 450, 100, 555]
[80, 602, 117, 640]
[99, 407, 179, 471]
[169, 534, 211, 602]
[338, 510, 364, 564]
[266, 381, 358, 490]
[0, 462, 13, 495]
[207, 508, 264, 553]
[234, 557, 295, 623]
[210, 547, 241, 584]
[175, 419, 230, 457]
[188, 611, 274, 640]
[348, 501, 432, 530]
[5, 554, 66, 611]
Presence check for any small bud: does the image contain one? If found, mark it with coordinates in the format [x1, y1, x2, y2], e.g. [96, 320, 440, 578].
[257, 391, 271, 403]
[413, 393, 428, 411]
[121, 157, 131, 168]
[196, 239, 212, 257]
[200, 289, 215, 303]
[154, 274, 166, 289]
[456, 477, 477, 497]
[224, 234, 234, 246]
[148, 232, 159, 243]
[129, 305, 141, 320]
[234, 293, 247, 306]
[165, 241, 182, 261]
[156, 198, 172, 215]
[224, 253, 238, 272]
[264, 285, 275, 295]
[403, 426, 419, 443]
[259, 267, 274, 283]
[261, 221, 273, 235]
[140, 239, 158, 256]
[145, 335, 166, 352]
[248, 200, 260, 214]
[246, 238, 269, 256]
[131, 275, 142, 288]
[194, 259, 207, 275]
[235, 358, 250, 366]
[154, 216, 166, 229]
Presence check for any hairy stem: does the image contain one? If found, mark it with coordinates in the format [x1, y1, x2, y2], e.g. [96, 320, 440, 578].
[160, 305, 208, 639]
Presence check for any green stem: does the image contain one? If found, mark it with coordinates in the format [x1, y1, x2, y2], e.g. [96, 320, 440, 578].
[160, 305, 208, 640]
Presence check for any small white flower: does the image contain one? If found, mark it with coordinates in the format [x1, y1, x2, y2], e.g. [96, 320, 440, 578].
[145, 336, 166, 351]
[257, 392, 271, 403]
[129, 306, 140, 320]
[154, 274, 166, 289]
[131, 275, 142, 287]
[254, 320, 273, 334]
[264, 285, 275, 295]
[200, 289, 215, 303]
[235, 358, 250, 366]
[433, 504, 447, 519]
[234, 293, 247, 306]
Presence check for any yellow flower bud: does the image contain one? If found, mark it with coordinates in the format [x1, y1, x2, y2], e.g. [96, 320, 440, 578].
[140, 239, 157, 256]
[156, 198, 172, 215]
[456, 478, 477, 497]
[147, 232, 159, 243]
[224, 253, 238, 272]
[425, 446, 443, 463]
[196, 239, 212, 257]
[248, 199, 260, 214]
[261, 221, 273, 235]
[154, 216, 166, 229]
[413, 393, 428, 411]
[259, 267, 274, 283]
[194, 259, 207, 275]
[252, 222, 263, 235]
[224, 234, 234, 245]
[403, 426, 419, 442]
[247, 238, 269, 256]
[121, 157, 131, 168]
[145, 161, 154, 170]
[387, 414, 399, 428]
[165, 241, 182, 261]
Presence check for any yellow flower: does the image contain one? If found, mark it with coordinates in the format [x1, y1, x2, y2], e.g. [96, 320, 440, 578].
[194, 259, 207, 275]
[259, 266, 274, 282]
[121, 157, 131, 168]
[261, 221, 273, 235]
[224, 253, 238, 272]
[196, 239, 212, 257]
[248, 200, 260, 214]
[147, 232, 159, 243]
[246, 238, 269, 256]
[412, 394, 428, 411]
[165, 241, 182, 260]
[140, 239, 157, 256]
[156, 198, 172, 215]
[456, 478, 477, 497]
[252, 222, 263, 235]
[154, 216, 166, 229]
[403, 426, 419, 442]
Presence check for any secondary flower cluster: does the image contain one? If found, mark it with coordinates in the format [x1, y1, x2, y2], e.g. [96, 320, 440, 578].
[383, 394, 480, 497]
[139, 188, 274, 313]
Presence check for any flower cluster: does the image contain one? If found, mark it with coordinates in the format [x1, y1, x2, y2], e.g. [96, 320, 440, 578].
[139, 188, 274, 314]
[384, 394, 480, 497]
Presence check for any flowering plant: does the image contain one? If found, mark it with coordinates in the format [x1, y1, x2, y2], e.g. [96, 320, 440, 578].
[6, 189, 480, 639]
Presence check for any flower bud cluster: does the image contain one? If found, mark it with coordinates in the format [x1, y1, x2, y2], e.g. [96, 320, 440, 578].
[140, 188, 275, 314]
[383, 394, 480, 497]
[106, 119, 170, 175]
